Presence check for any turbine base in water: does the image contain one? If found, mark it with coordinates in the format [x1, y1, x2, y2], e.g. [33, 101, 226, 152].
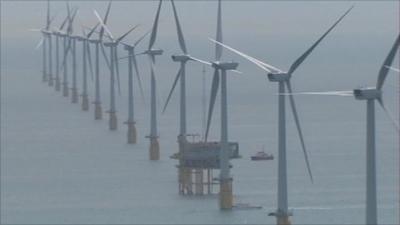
[109, 111, 118, 130]
[277, 216, 291, 225]
[94, 103, 102, 120]
[62, 82, 69, 97]
[149, 137, 160, 160]
[219, 178, 233, 210]
[48, 77, 54, 86]
[126, 122, 137, 144]
[81, 95, 89, 111]
[55, 78, 61, 92]
[71, 89, 79, 103]
[42, 74, 48, 83]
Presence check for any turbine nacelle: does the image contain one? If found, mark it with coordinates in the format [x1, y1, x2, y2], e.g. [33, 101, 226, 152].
[123, 45, 134, 51]
[103, 42, 118, 47]
[267, 73, 290, 82]
[75, 36, 85, 42]
[144, 49, 164, 56]
[212, 61, 238, 71]
[171, 54, 191, 62]
[88, 39, 100, 44]
[59, 33, 68, 38]
[70, 35, 80, 40]
[42, 30, 52, 35]
[353, 88, 382, 100]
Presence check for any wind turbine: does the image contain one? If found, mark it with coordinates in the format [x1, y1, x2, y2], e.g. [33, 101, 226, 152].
[353, 35, 400, 225]
[94, 10, 139, 130]
[37, 0, 54, 83]
[45, 0, 54, 87]
[88, 1, 112, 120]
[70, 33, 79, 104]
[185, 0, 239, 209]
[59, 5, 78, 98]
[291, 35, 400, 225]
[76, 24, 98, 111]
[142, 0, 163, 160]
[211, 6, 353, 221]
[52, 14, 70, 92]
[162, 0, 208, 146]
[121, 32, 148, 144]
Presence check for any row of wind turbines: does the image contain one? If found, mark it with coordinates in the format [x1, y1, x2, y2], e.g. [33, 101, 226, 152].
[34, 1, 399, 224]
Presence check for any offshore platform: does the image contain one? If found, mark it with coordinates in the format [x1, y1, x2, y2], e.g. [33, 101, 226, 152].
[171, 135, 240, 195]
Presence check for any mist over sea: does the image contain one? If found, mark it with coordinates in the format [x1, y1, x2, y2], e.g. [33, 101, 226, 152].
[1, 1, 399, 224]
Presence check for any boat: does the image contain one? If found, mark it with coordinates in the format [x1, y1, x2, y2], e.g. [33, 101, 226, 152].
[251, 151, 274, 161]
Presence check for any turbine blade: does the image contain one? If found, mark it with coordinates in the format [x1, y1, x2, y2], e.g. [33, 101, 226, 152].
[134, 30, 151, 47]
[286, 80, 314, 183]
[99, 1, 112, 40]
[288, 6, 353, 75]
[116, 24, 140, 43]
[162, 66, 182, 113]
[29, 28, 42, 32]
[68, 7, 79, 35]
[188, 56, 212, 66]
[131, 52, 146, 105]
[205, 69, 220, 141]
[148, 0, 162, 50]
[86, 43, 94, 82]
[94, 10, 114, 40]
[385, 66, 400, 73]
[100, 44, 111, 70]
[278, 90, 353, 96]
[46, 0, 50, 30]
[376, 34, 400, 90]
[49, 13, 58, 28]
[378, 98, 400, 133]
[35, 38, 44, 50]
[87, 23, 99, 38]
[114, 47, 121, 96]
[215, 0, 223, 61]
[209, 38, 282, 73]
[59, 37, 72, 72]
[103, 1, 112, 25]
[171, 0, 187, 54]
[59, 14, 69, 30]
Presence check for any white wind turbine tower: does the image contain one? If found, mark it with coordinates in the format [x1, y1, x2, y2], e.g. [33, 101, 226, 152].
[89, 1, 112, 120]
[142, 0, 163, 160]
[162, 0, 209, 146]
[45, 0, 54, 87]
[35, 0, 54, 83]
[75, 24, 98, 111]
[59, 5, 78, 98]
[187, 0, 240, 209]
[52, 14, 70, 92]
[121, 32, 148, 144]
[212, 6, 353, 221]
[70, 32, 80, 104]
[95, 10, 139, 130]
[353, 35, 400, 225]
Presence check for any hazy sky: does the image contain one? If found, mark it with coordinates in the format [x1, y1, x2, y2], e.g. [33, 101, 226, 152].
[1, 0, 399, 98]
